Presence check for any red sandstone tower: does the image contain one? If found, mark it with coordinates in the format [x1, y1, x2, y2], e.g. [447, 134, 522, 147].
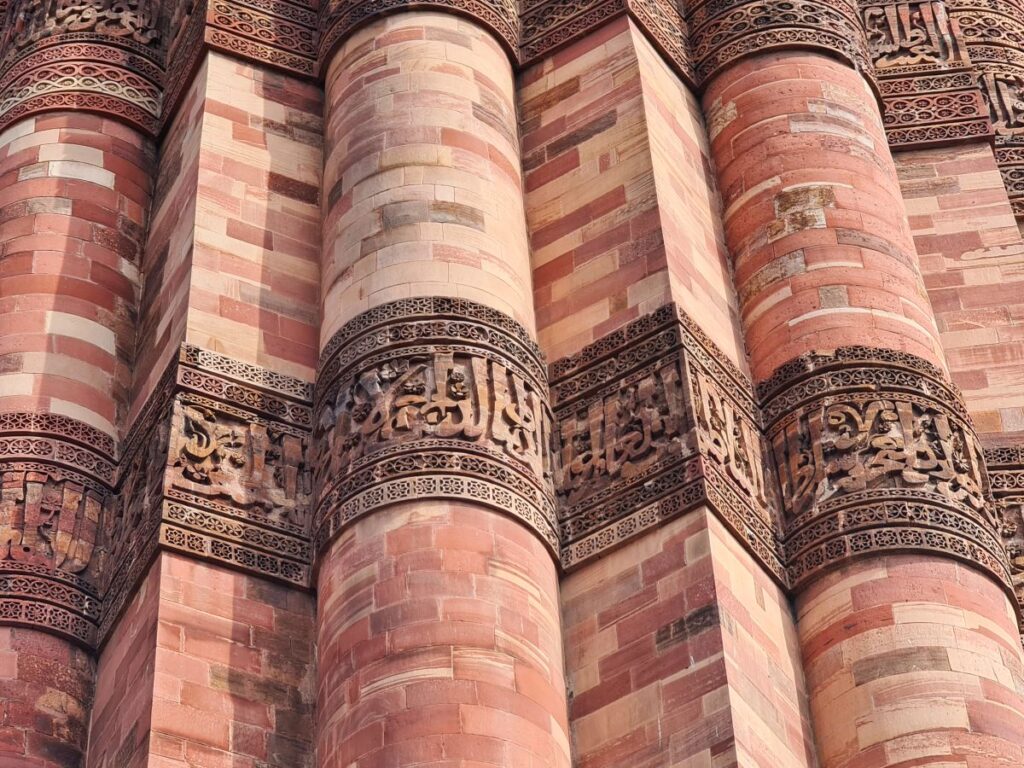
[2, 0, 1024, 766]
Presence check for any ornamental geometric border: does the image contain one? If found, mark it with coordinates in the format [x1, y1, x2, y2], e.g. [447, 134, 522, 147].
[0, 2, 165, 136]
[0, 411, 114, 647]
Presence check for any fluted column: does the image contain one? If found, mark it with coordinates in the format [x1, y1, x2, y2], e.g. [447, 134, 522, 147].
[703, 46, 1024, 767]
[0, 111, 152, 766]
[314, 12, 570, 768]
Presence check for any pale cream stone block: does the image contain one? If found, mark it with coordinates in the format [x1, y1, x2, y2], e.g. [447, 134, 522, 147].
[48, 160, 115, 187]
[0, 117, 36, 149]
[38, 143, 105, 166]
[18, 352, 109, 392]
[45, 312, 116, 354]
[0, 373, 35, 396]
[50, 400, 116, 438]
[856, 697, 969, 751]
[17, 162, 48, 181]
[945, 648, 998, 681]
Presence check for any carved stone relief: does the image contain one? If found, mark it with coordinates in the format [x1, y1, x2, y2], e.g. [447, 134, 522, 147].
[984, 445, 1024, 637]
[0, 0, 164, 134]
[313, 298, 558, 556]
[859, 0, 992, 148]
[95, 343, 313, 646]
[688, 0, 870, 86]
[550, 303, 783, 577]
[554, 306, 1012, 600]
[762, 348, 1010, 592]
[319, 0, 518, 72]
[0, 414, 113, 646]
[948, 0, 1024, 217]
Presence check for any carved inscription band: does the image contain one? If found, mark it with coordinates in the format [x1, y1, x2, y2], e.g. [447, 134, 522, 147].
[0, 344, 314, 649]
[985, 445, 1024, 634]
[0, 413, 114, 646]
[551, 305, 1014, 603]
[102, 344, 313, 641]
[0, 0, 164, 134]
[762, 347, 1010, 592]
[550, 303, 784, 578]
[313, 298, 559, 558]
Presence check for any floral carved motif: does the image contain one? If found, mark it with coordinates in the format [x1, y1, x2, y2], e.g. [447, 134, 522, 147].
[313, 298, 558, 556]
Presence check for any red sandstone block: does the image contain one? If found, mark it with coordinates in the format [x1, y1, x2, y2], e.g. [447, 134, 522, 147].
[386, 526, 435, 555]
[434, 526, 495, 555]
[802, 604, 895, 663]
[525, 148, 580, 192]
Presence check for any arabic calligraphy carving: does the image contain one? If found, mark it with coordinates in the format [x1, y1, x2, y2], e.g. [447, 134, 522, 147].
[313, 298, 558, 556]
[984, 446, 1024, 639]
[947, 0, 1024, 214]
[0, 413, 112, 646]
[98, 345, 313, 645]
[551, 303, 783, 578]
[863, 0, 964, 67]
[859, 0, 992, 148]
[764, 348, 1010, 591]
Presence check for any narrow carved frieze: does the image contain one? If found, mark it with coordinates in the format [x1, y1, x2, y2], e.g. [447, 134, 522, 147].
[0, 413, 115, 647]
[98, 344, 313, 644]
[860, 0, 992, 148]
[984, 444, 1024, 633]
[0, 0, 164, 134]
[518, 0, 692, 80]
[550, 304, 784, 578]
[313, 298, 559, 558]
[760, 348, 1011, 592]
[686, 0, 871, 86]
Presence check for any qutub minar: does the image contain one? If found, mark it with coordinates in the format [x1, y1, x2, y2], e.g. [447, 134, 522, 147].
[4, 0, 1024, 766]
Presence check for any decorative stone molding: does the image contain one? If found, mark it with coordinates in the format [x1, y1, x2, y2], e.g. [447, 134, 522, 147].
[519, 0, 692, 80]
[761, 347, 1011, 592]
[313, 298, 559, 558]
[318, 0, 519, 70]
[687, 0, 871, 87]
[859, 0, 993, 148]
[0, 0, 164, 134]
[97, 344, 313, 645]
[985, 444, 1024, 633]
[947, 0, 1024, 217]
[160, 0, 316, 129]
[0, 413, 114, 647]
[550, 304, 784, 578]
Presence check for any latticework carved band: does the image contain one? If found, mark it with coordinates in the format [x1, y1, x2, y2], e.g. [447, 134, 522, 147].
[0, 0, 164, 135]
[313, 298, 558, 559]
